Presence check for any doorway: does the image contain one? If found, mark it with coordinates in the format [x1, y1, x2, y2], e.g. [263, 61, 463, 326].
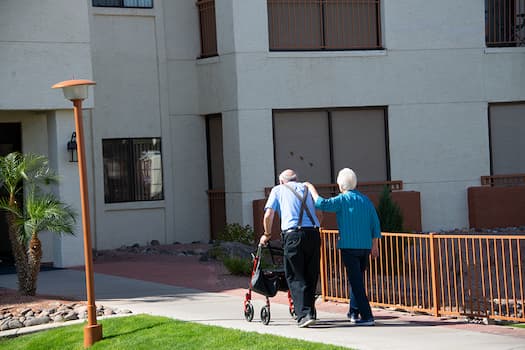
[0, 123, 22, 266]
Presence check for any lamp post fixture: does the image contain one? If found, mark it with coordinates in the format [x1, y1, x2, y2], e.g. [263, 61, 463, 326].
[52, 79, 102, 348]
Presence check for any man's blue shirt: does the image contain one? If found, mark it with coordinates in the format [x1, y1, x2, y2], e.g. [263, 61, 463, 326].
[314, 190, 381, 249]
[265, 181, 320, 231]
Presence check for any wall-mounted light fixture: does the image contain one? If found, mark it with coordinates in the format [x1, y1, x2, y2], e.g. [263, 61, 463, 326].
[67, 132, 78, 162]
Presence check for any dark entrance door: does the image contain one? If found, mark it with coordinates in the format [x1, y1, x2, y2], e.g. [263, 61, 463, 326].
[0, 123, 22, 266]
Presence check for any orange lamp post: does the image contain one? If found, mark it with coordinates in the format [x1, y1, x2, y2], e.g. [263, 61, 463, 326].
[52, 79, 102, 348]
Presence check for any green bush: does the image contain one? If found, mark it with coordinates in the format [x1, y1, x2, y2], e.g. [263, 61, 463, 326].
[207, 245, 225, 260]
[377, 185, 403, 233]
[376, 185, 404, 275]
[217, 223, 254, 245]
[222, 256, 253, 276]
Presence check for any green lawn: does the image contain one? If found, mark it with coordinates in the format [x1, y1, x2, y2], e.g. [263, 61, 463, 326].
[0, 314, 351, 350]
[513, 323, 525, 329]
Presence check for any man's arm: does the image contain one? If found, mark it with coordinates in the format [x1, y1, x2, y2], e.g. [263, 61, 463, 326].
[259, 208, 275, 245]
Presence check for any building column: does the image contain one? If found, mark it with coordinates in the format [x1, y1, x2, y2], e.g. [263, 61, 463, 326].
[222, 109, 274, 227]
[47, 110, 90, 267]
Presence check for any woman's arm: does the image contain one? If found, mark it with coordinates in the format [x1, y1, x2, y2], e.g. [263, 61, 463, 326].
[305, 182, 342, 212]
[304, 182, 319, 201]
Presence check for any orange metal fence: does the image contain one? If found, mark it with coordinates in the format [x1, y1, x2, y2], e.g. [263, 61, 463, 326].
[320, 229, 525, 322]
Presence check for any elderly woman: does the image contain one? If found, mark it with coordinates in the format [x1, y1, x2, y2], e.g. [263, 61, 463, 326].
[305, 168, 381, 326]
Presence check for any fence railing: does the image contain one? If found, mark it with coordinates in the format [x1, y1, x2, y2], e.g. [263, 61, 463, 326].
[264, 180, 402, 197]
[267, 0, 382, 50]
[481, 173, 525, 187]
[320, 229, 525, 322]
[486, 0, 525, 47]
[197, 0, 218, 58]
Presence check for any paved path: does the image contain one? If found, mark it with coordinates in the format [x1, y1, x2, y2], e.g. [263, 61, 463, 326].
[1, 257, 525, 349]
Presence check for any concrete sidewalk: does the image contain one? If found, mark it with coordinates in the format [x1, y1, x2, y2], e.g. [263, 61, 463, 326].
[1, 269, 525, 350]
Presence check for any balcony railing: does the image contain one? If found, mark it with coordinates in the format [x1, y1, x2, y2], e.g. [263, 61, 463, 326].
[481, 173, 525, 187]
[486, 0, 525, 47]
[320, 229, 525, 322]
[264, 180, 402, 197]
[268, 0, 382, 51]
[197, 0, 218, 58]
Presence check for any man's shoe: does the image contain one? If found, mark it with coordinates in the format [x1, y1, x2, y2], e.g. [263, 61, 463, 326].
[354, 318, 375, 326]
[297, 315, 317, 328]
[347, 312, 358, 324]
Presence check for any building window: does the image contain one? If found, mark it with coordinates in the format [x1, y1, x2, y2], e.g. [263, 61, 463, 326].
[205, 114, 224, 190]
[103, 138, 163, 203]
[273, 108, 389, 183]
[197, 0, 218, 58]
[93, 0, 153, 8]
[489, 103, 525, 174]
[267, 0, 382, 51]
[486, 0, 525, 47]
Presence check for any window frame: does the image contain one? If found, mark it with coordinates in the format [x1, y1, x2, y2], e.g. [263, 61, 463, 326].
[488, 102, 525, 175]
[196, 0, 218, 59]
[271, 107, 390, 184]
[102, 137, 164, 204]
[92, 0, 153, 9]
[267, 0, 383, 51]
[485, 0, 525, 47]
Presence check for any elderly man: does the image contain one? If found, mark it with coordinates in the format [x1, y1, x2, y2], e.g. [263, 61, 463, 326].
[306, 168, 381, 326]
[259, 169, 320, 328]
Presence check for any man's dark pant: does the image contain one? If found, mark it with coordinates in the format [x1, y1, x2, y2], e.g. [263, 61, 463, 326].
[282, 228, 320, 321]
[341, 248, 373, 320]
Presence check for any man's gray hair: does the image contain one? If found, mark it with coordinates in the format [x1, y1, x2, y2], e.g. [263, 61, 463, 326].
[279, 169, 297, 183]
[337, 168, 357, 191]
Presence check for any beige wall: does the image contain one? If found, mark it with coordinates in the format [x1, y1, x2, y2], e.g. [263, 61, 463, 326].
[0, 0, 93, 110]
[88, 2, 210, 248]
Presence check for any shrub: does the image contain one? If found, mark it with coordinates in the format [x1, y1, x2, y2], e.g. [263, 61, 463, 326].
[222, 256, 253, 276]
[377, 185, 403, 233]
[217, 223, 254, 245]
[376, 185, 404, 275]
[207, 245, 225, 260]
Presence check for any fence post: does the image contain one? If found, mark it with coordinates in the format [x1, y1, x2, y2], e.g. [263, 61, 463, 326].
[319, 228, 327, 301]
[429, 233, 440, 317]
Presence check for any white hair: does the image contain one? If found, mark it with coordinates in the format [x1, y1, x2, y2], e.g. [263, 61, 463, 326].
[279, 169, 297, 183]
[337, 168, 357, 191]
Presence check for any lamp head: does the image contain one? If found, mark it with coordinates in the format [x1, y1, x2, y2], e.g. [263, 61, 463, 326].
[52, 79, 96, 101]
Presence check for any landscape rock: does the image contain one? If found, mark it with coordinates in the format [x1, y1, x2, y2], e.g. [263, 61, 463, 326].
[0, 302, 129, 332]
[23, 316, 51, 327]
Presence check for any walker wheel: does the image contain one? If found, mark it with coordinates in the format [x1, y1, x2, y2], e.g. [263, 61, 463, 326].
[260, 305, 271, 325]
[244, 302, 254, 322]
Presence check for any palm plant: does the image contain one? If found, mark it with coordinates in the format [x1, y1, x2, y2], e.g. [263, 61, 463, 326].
[0, 152, 75, 295]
